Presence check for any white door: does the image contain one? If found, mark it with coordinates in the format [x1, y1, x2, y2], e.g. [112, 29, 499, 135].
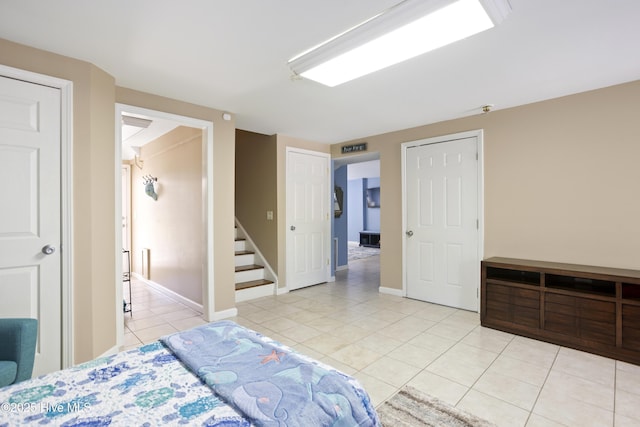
[287, 149, 329, 290]
[405, 135, 479, 311]
[0, 76, 62, 376]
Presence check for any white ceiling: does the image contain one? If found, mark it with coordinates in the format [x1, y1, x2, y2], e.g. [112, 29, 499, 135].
[1, 0, 639, 144]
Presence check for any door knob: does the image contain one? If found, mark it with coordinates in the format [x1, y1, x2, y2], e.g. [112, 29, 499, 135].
[406, 230, 414, 237]
[290, 226, 296, 231]
[42, 245, 56, 255]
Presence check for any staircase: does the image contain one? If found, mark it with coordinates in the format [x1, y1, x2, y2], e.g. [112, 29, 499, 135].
[235, 224, 276, 302]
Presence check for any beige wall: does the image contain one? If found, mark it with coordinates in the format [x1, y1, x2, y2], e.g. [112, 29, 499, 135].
[234, 131, 330, 285]
[131, 126, 203, 304]
[0, 38, 117, 363]
[332, 80, 640, 291]
[116, 87, 236, 315]
[235, 130, 278, 271]
[276, 135, 331, 287]
[0, 37, 237, 364]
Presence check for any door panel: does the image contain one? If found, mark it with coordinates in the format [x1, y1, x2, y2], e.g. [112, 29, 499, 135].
[0, 267, 38, 315]
[419, 242, 434, 282]
[287, 150, 329, 290]
[0, 76, 61, 376]
[419, 177, 433, 226]
[0, 146, 37, 235]
[406, 137, 479, 311]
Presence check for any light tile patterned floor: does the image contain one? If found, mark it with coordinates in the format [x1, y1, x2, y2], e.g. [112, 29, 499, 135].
[123, 257, 640, 427]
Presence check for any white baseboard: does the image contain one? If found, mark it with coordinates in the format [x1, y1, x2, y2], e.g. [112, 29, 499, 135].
[379, 286, 404, 297]
[210, 307, 238, 320]
[276, 286, 289, 295]
[335, 264, 348, 271]
[131, 272, 203, 313]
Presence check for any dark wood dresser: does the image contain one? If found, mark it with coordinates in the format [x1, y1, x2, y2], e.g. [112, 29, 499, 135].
[481, 257, 640, 365]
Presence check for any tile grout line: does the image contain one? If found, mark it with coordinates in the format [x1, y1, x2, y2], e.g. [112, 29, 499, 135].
[525, 344, 561, 427]
[452, 324, 505, 407]
[450, 330, 556, 426]
[370, 316, 482, 408]
[612, 360, 617, 427]
[352, 309, 472, 405]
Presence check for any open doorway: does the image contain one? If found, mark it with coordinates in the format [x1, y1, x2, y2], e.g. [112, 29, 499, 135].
[332, 152, 381, 277]
[115, 104, 215, 348]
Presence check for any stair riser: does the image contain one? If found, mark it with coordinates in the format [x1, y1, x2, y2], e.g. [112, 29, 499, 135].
[234, 240, 246, 251]
[236, 283, 274, 303]
[235, 268, 264, 283]
[235, 253, 256, 267]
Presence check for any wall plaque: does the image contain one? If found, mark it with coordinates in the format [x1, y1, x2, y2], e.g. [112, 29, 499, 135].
[341, 143, 367, 154]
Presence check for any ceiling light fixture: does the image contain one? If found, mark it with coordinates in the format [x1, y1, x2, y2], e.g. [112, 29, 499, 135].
[121, 114, 153, 151]
[122, 115, 152, 129]
[288, 0, 511, 87]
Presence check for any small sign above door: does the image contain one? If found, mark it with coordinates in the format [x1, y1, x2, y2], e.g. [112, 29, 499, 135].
[341, 143, 367, 154]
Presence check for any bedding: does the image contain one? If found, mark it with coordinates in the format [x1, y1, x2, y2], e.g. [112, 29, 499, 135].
[0, 320, 380, 426]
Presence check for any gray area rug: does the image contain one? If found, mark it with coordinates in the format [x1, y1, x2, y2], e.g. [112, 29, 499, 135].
[348, 241, 380, 262]
[377, 386, 497, 427]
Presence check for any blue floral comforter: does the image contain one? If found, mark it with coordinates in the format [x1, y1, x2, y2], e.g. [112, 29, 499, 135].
[161, 321, 379, 427]
[0, 321, 380, 427]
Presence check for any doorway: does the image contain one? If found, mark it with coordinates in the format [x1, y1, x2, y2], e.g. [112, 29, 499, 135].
[332, 152, 381, 279]
[115, 104, 215, 347]
[402, 130, 483, 311]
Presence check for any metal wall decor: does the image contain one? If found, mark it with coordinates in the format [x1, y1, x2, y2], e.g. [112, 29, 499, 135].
[143, 175, 158, 200]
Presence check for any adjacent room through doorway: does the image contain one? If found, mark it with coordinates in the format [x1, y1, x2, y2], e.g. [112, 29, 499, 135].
[332, 153, 381, 280]
[115, 104, 215, 348]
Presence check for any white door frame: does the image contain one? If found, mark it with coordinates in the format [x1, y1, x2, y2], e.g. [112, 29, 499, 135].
[121, 164, 131, 251]
[114, 104, 215, 347]
[401, 129, 485, 303]
[0, 64, 74, 368]
[285, 147, 331, 290]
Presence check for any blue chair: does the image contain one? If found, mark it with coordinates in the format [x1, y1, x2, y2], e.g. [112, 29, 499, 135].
[0, 318, 38, 387]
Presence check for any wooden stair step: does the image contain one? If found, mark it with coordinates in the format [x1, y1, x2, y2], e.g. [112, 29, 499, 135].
[235, 264, 264, 272]
[235, 250, 254, 256]
[236, 279, 273, 291]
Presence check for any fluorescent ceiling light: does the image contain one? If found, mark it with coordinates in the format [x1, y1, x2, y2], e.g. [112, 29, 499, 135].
[288, 0, 511, 87]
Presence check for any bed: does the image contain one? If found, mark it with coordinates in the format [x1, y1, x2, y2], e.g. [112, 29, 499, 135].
[0, 320, 380, 426]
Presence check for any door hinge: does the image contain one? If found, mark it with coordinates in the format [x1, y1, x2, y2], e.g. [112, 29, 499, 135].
[477, 287, 479, 298]
[326, 258, 330, 266]
[476, 152, 478, 160]
[476, 219, 479, 229]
